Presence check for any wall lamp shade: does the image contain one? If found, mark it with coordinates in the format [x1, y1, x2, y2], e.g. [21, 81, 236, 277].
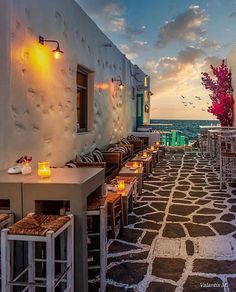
[149, 91, 154, 96]
[112, 76, 125, 90]
[39, 35, 64, 59]
[137, 84, 148, 91]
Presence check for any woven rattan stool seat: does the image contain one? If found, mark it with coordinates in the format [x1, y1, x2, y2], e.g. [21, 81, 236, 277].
[222, 152, 236, 157]
[8, 214, 70, 236]
[87, 197, 106, 211]
[115, 176, 137, 184]
[106, 193, 121, 204]
[0, 213, 9, 223]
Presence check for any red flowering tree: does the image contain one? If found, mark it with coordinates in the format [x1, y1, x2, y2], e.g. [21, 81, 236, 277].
[201, 60, 234, 126]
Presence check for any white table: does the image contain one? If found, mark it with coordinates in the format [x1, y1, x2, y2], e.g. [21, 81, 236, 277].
[0, 167, 105, 292]
[208, 129, 236, 157]
[119, 166, 144, 195]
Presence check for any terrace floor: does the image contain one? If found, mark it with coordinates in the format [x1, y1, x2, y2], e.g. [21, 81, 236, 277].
[106, 150, 236, 292]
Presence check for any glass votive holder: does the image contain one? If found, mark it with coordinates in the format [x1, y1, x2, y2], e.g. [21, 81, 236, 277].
[38, 161, 51, 178]
[117, 180, 125, 191]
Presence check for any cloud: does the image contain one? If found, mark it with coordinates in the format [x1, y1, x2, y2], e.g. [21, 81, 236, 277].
[200, 56, 223, 73]
[178, 46, 205, 63]
[144, 50, 224, 119]
[76, 0, 146, 38]
[199, 37, 221, 49]
[156, 5, 208, 48]
[119, 40, 148, 61]
[144, 46, 205, 80]
[76, 0, 123, 16]
[119, 44, 138, 60]
[76, 0, 125, 32]
[230, 11, 236, 17]
[110, 18, 126, 32]
[125, 25, 146, 36]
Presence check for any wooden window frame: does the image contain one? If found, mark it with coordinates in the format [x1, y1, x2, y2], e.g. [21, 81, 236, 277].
[76, 65, 94, 133]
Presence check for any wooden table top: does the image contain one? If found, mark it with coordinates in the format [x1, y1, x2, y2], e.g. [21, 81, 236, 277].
[0, 167, 104, 185]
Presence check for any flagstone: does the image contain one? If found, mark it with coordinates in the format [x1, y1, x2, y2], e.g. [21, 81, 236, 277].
[211, 222, 236, 235]
[220, 213, 235, 221]
[193, 259, 236, 274]
[106, 150, 236, 290]
[108, 251, 149, 264]
[163, 223, 186, 238]
[185, 223, 215, 237]
[186, 240, 194, 256]
[142, 212, 165, 222]
[134, 221, 162, 231]
[141, 231, 157, 245]
[169, 204, 199, 216]
[183, 276, 223, 292]
[107, 262, 148, 285]
[109, 240, 140, 254]
[147, 282, 176, 292]
[192, 215, 216, 224]
[152, 258, 185, 281]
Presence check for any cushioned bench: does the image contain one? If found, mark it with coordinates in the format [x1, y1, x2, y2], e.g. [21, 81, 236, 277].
[66, 149, 121, 182]
[104, 144, 133, 166]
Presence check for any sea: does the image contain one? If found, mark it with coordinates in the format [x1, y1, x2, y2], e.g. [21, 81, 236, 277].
[150, 119, 219, 143]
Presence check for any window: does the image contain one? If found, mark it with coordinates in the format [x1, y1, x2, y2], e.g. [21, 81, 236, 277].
[77, 65, 89, 132]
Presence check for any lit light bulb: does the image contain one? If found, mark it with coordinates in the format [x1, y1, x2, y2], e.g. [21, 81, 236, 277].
[54, 51, 61, 59]
[52, 45, 63, 60]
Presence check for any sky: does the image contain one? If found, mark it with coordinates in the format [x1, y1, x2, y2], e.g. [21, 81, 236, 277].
[76, 0, 236, 120]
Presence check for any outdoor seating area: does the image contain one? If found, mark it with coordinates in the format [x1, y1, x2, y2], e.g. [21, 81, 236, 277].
[0, 135, 164, 292]
[2, 128, 236, 291]
[2, 0, 236, 291]
[199, 125, 236, 189]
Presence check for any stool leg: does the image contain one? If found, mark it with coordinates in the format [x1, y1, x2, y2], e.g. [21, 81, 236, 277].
[120, 199, 124, 228]
[46, 231, 55, 292]
[110, 205, 116, 239]
[28, 241, 35, 292]
[67, 215, 74, 291]
[1, 229, 10, 292]
[133, 182, 137, 204]
[60, 231, 66, 290]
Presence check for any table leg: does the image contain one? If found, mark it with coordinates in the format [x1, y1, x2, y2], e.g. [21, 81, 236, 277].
[122, 195, 128, 225]
[70, 195, 88, 292]
[109, 203, 116, 239]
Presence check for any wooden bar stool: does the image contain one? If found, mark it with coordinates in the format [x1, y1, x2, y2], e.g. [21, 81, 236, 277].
[115, 176, 138, 211]
[106, 193, 124, 239]
[87, 196, 107, 292]
[1, 213, 74, 292]
[0, 213, 13, 230]
[0, 213, 14, 283]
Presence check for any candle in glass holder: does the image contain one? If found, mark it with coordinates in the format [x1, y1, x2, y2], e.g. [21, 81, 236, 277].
[150, 146, 155, 151]
[143, 151, 148, 158]
[133, 162, 139, 168]
[38, 161, 51, 178]
[155, 141, 160, 146]
[117, 180, 125, 191]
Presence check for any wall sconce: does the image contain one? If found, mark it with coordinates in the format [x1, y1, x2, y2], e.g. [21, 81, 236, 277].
[103, 43, 112, 47]
[112, 76, 125, 90]
[137, 84, 148, 91]
[149, 91, 154, 96]
[39, 35, 64, 59]
[145, 105, 150, 113]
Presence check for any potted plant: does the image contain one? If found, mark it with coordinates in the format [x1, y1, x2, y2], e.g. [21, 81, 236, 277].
[201, 60, 234, 126]
[16, 156, 32, 175]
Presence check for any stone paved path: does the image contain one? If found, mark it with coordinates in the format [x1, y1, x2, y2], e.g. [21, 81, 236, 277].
[106, 151, 236, 292]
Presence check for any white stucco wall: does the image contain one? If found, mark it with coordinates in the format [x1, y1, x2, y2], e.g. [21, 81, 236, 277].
[0, 0, 150, 169]
[227, 47, 236, 126]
